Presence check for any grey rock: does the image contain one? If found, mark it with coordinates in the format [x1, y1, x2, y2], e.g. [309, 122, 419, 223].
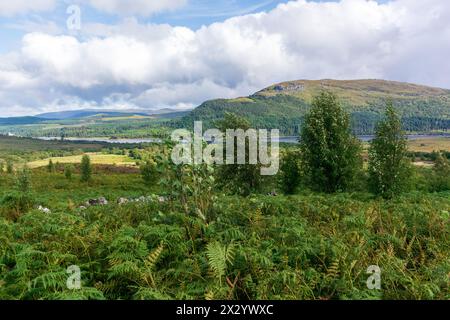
[117, 197, 129, 205]
[37, 205, 51, 214]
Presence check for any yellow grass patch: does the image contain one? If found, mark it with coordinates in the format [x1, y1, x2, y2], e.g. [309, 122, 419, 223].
[27, 153, 136, 169]
[407, 137, 450, 153]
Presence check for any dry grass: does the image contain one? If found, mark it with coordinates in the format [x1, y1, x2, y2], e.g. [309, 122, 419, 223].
[27, 153, 136, 169]
[407, 136, 450, 152]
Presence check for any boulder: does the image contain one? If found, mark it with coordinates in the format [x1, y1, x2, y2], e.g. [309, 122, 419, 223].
[37, 205, 51, 214]
[85, 197, 108, 206]
[117, 197, 129, 205]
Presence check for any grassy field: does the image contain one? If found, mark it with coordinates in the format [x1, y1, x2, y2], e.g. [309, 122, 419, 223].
[0, 169, 149, 211]
[0, 136, 106, 153]
[407, 136, 450, 152]
[27, 153, 136, 169]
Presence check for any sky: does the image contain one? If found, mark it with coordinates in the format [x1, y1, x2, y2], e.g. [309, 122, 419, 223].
[0, 0, 449, 116]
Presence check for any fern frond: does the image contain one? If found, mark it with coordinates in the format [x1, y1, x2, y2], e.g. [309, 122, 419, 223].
[205, 290, 215, 300]
[326, 259, 340, 280]
[145, 243, 164, 270]
[142, 243, 164, 287]
[206, 242, 235, 283]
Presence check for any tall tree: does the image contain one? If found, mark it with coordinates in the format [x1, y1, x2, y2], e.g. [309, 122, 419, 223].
[300, 91, 362, 193]
[80, 155, 92, 182]
[368, 103, 412, 199]
[216, 113, 263, 195]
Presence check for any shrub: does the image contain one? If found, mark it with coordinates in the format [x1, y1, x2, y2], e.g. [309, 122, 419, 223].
[0, 192, 35, 220]
[279, 148, 301, 194]
[6, 161, 14, 174]
[64, 164, 74, 180]
[15, 167, 31, 193]
[80, 155, 92, 182]
[140, 161, 157, 186]
[430, 152, 450, 191]
[47, 159, 55, 173]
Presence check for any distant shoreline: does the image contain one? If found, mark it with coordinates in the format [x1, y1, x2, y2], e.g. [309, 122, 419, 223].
[33, 133, 450, 145]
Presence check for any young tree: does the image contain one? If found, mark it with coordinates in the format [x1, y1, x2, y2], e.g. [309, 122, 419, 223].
[368, 103, 412, 199]
[280, 148, 301, 194]
[6, 161, 14, 174]
[431, 152, 450, 192]
[300, 91, 362, 193]
[47, 159, 55, 173]
[140, 161, 157, 186]
[64, 164, 74, 180]
[16, 167, 31, 193]
[215, 113, 263, 195]
[80, 155, 92, 182]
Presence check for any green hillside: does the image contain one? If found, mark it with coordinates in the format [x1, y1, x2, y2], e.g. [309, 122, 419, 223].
[0, 117, 47, 125]
[179, 79, 450, 135]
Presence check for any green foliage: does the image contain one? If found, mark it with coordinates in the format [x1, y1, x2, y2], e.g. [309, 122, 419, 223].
[279, 148, 301, 194]
[430, 152, 450, 192]
[0, 192, 35, 220]
[300, 92, 363, 193]
[80, 155, 92, 182]
[47, 159, 55, 173]
[206, 241, 235, 283]
[0, 166, 448, 300]
[6, 161, 13, 174]
[0, 133, 448, 300]
[140, 161, 158, 186]
[157, 147, 217, 222]
[64, 164, 74, 180]
[15, 167, 31, 194]
[215, 113, 265, 196]
[368, 104, 412, 199]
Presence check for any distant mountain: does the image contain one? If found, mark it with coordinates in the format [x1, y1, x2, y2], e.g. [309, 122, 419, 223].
[36, 110, 145, 120]
[0, 116, 48, 125]
[179, 79, 450, 135]
[36, 108, 191, 120]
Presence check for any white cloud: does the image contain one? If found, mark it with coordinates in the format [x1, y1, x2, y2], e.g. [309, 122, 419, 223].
[0, 0, 56, 16]
[1, 0, 450, 116]
[86, 0, 187, 16]
[6, 18, 62, 34]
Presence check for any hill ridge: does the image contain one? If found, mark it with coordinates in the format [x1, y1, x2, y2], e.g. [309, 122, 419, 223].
[179, 79, 450, 135]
